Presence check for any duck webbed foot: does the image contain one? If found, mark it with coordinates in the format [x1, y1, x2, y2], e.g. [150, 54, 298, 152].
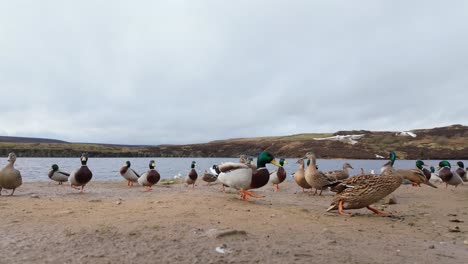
[366, 206, 391, 216]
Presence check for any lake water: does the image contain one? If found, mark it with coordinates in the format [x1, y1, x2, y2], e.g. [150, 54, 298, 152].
[5, 157, 460, 182]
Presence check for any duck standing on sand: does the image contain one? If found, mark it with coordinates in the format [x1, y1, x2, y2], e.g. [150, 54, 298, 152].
[268, 158, 287, 191]
[120, 161, 140, 186]
[201, 170, 218, 185]
[48, 164, 70, 184]
[396, 161, 437, 188]
[0, 152, 22, 196]
[326, 163, 354, 180]
[69, 153, 93, 193]
[303, 152, 337, 195]
[415, 160, 431, 181]
[138, 160, 160, 191]
[437, 161, 463, 188]
[185, 161, 198, 188]
[292, 159, 312, 192]
[380, 151, 396, 174]
[454, 161, 467, 182]
[430, 166, 442, 183]
[327, 166, 419, 216]
[210, 151, 280, 201]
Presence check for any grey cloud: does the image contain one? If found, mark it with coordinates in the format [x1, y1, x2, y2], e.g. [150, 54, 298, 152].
[0, 1, 467, 144]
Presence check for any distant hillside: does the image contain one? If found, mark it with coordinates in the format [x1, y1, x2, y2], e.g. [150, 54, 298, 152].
[0, 125, 467, 159]
[0, 136, 68, 144]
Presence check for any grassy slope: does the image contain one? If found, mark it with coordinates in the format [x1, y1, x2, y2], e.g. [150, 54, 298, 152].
[0, 125, 467, 159]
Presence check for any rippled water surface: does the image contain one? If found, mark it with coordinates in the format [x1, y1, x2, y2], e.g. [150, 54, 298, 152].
[5, 157, 459, 182]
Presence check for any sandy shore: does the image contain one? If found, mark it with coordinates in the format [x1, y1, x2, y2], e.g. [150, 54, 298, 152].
[0, 180, 467, 264]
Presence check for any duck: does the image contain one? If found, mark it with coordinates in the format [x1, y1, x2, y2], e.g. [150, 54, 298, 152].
[239, 154, 247, 164]
[325, 163, 354, 180]
[185, 161, 198, 188]
[454, 161, 467, 182]
[48, 164, 70, 184]
[201, 170, 218, 185]
[69, 153, 93, 193]
[303, 152, 337, 195]
[120, 161, 140, 186]
[0, 152, 22, 196]
[292, 159, 312, 192]
[395, 160, 437, 188]
[326, 165, 419, 216]
[437, 161, 463, 188]
[380, 151, 396, 174]
[415, 160, 431, 181]
[210, 151, 280, 201]
[430, 166, 442, 183]
[138, 160, 160, 191]
[268, 158, 287, 191]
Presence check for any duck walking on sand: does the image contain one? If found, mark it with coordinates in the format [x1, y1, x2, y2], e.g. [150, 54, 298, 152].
[268, 158, 287, 191]
[138, 160, 160, 191]
[292, 159, 312, 192]
[0, 152, 22, 196]
[120, 161, 140, 186]
[326, 163, 354, 180]
[327, 165, 419, 217]
[48, 164, 70, 185]
[69, 153, 93, 193]
[437, 161, 463, 188]
[210, 151, 280, 201]
[303, 152, 337, 195]
[185, 161, 198, 188]
[396, 160, 437, 188]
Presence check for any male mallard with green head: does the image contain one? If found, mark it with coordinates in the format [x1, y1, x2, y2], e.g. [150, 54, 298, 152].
[0, 152, 22, 196]
[396, 161, 437, 188]
[437, 161, 463, 188]
[210, 151, 280, 201]
[268, 158, 287, 191]
[326, 163, 354, 180]
[415, 160, 431, 181]
[48, 164, 70, 184]
[327, 166, 419, 216]
[120, 161, 140, 187]
[380, 151, 396, 174]
[303, 152, 336, 195]
[69, 153, 93, 193]
[454, 161, 467, 182]
[138, 160, 160, 191]
[185, 161, 198, 188]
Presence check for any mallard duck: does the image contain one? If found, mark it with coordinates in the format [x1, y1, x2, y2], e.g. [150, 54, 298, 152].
[268, 158, 287, 191]
[415, 160, 431, 181]
[119, 161, 140, 186]
[430, 166, 442, 183]
[210, 151, 280, 201]
[395, 159, 437, 188]
[239, 154, 247, 163]
[326, 163, 354, 180]
[327, 166, 419, 216]
[69, 153, 93, 193]
[380, 151, 396, 174]
[437, 161, 463, 188]
[48, 164, 70, 184]
[454, 161, 467, 182]
[303, 152, 337, 195]
[292, 159, 312, 192]
[185, 161, 198, 188]
[0, 152, 22, 196]
[201, 170, 218, 185]
[138, 160, 160, 191]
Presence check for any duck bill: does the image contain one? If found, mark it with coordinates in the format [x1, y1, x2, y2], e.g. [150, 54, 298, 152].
[271, 160, 281, 167]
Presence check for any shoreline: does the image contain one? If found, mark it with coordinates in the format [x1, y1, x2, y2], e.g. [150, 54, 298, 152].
[0, 181, 467, 263]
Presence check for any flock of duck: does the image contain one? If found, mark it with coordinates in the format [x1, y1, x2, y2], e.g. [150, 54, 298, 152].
[0, 151, 466, 216]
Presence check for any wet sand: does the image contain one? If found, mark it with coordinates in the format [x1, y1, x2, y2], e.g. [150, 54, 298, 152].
[0, 180, 467, 264]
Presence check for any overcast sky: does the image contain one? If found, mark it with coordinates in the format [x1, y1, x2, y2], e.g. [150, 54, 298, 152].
[0, 1, 467, 145]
